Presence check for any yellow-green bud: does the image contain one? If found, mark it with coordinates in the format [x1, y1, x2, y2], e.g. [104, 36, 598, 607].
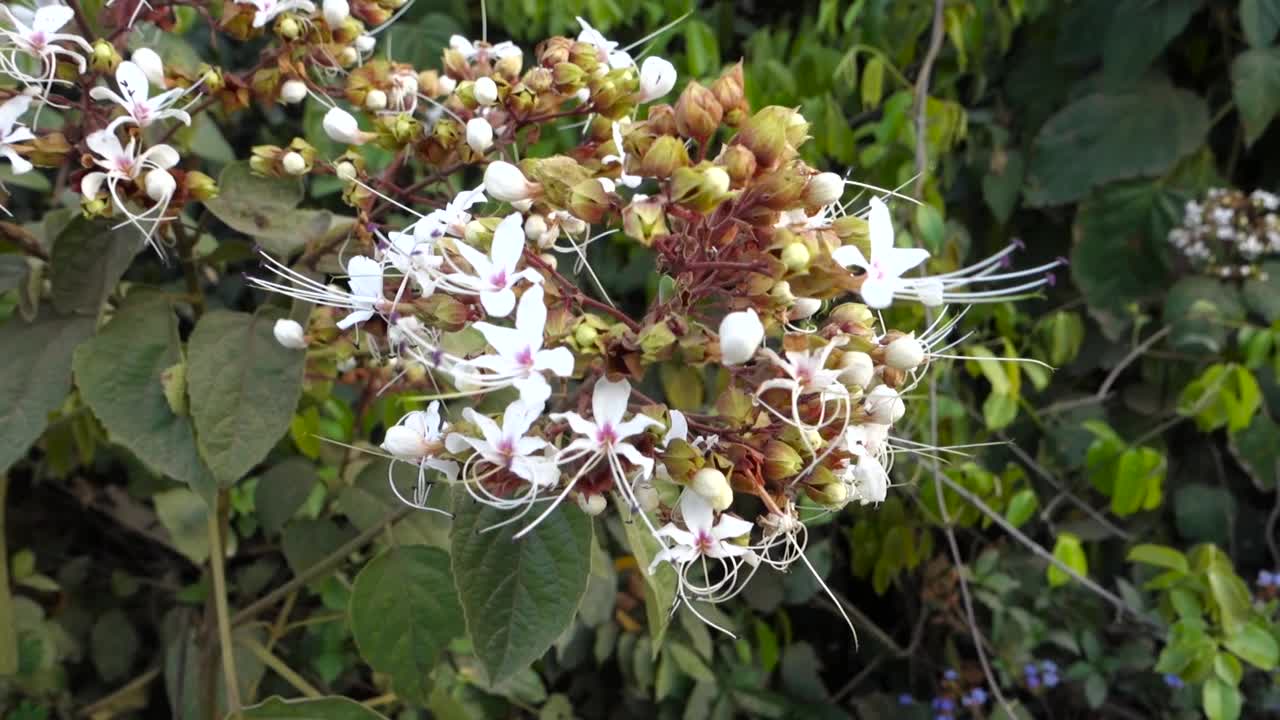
[90, 40, 121, 73]
[568, 178, 610, 224]
[574, 322, 599, 348]
[763, 440, 804, 482]
[622, 195, 669, 246]
[277, 15, 302, 40]
[781, 242, 811, 273]
[674, 80, 723, 143]
[717, 144, 757, 186]
[638, 135, 689, 178]
[185, 171, 219, 201]
[691, 468, 733, 511]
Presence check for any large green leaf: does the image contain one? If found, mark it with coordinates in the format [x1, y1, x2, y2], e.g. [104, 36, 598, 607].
[1231, 47, 1280, 146]
[74, 292, 215, 498]
[255, 458, 319, 536]
[1241, 0, 1280, 47]
[449, 490, 594, 682]
[618, 501, 679, 652]
[339, 460, 451, 548]
[203, 162, 346, 256]
[1223, 621, 1279, 670]
[1103, 0, 1201, 88]
[1175, 484, 1237, 545]
[1242, 260, 1280, 321]
[242, 696, 390, 719]
[1202, 675, 1242, 720]
[187, 308, 305, 486]
[1164, 277, 1246, 352]
[1228, 411, 1280, 490]
[349, 547, 464, 704]
[49, 218, 139, 316]
[1025, 79, 1208, 206]
[0, 312, 96, 472]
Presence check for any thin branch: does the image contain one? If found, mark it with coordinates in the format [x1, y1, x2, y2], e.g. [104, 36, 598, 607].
[238, 634, 323, 699]
[1096, 326, 1170, 400]
[912, 0, 947, 198]
[77, 666, 161, 717]
[208, 493, 242, 715]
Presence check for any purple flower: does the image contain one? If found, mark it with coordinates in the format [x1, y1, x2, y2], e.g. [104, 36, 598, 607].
[1164, 674, 1185, 689]
[1259, 570, 1275, 588]
[1027, 675, 1041, 690]
[943, 668, 959, 682]
[931, 697, 955, 712]
[1040, 660, 1058, 674]
[898, 694, 915, 706]
[969, 688, 988, 705]
[1024, 662, 1040, 677]
[1043, 672, 1060, 688]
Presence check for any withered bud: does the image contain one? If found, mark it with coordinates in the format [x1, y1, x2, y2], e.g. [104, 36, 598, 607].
[645, 104, 678, 136]
[755, 161, 810, 210]
[536, 36, 575, 67]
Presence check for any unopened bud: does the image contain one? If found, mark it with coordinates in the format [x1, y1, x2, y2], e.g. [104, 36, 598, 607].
[323, 0, 349, 25]
[807, 478, 848, 508]
[864, 385, 905, 424]
[282, 151, 308, 175]
[710, 62, 746, 122]
[323, 107, 370, 145]
[364, 89, 387, 111]
[185, 171, 218, 201]
[839, 351, 875, 388]
[90, 39, 121, 73]
[438, 75, 457, 95]
[885, 335, 925, 371]
[781, 242, 810, 273]
[787, 297, 822, 321]
[144, 169, 175, 202]
[278, 16, 301, 40]
[483, 160, 539, 202]
[635, 483, 660, 513]
[764, 440, 803, 482]
[339, 46, 359, 67]
[718, 308, 764, 365]
[465, 117, 493, 152]
[382, 426, 427, 459]
[273, 318, 308, 349]
[717, 144, 756, 186]
[690, 468, 733, 511]
[573, 322, 599, 348]
[576, 493, 607, 516]
[355, 35, 376, 54]
[804, 171, 844, 207]
[524, 214, 548, 243]
[280, 79, 308, 104]
[568, 178, 610, 224]
[674, 81, 723, 142]
[474, 76, 499, 105]
[638, 135, 689, 178]
[335, 161, 357, 181]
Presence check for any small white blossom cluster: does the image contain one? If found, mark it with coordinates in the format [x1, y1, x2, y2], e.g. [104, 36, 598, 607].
[1169, 187, 1280, 279]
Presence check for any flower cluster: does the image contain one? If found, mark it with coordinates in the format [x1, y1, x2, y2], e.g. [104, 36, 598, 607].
[2, 0, 1060, 635]
[898, 667, 990, 720]
[1169, 188, 1280, 279]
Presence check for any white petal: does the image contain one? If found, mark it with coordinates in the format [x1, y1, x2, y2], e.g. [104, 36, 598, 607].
[533, 346, 574, 378]
[336, 308, 374, 329]
[80, 171, 107, 198]
[711, 514, 754, 541]
[33, 5, 74, 33]
[512, 374, 552, 407]
[346, 255, 384, 300]
[881, 247, 930, 279]
[502, 398, 542, 439]
[115, 61, 151, 105]
[867, 196, 894, 260]
[592, 376, 631, 426]
[490, 212, 527, 273]
[831, 244, 869, 271]
[514, 284, 547, 343]
[859, 278, 896, 309]
[677, 488, 714, 534]
[1, 147, 31, 175]
[615, 413, 661, 441]
[550, 411, 597, 441]
[0, 95, 31, 134]
[479, 288, 516, 318]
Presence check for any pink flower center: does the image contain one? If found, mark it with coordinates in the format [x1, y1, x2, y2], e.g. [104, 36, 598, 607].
[488, 268, 508, 290]
[515, 346, 534, 369]
[595, 422, 617, 446]
[695, 530, 714, 554]
[28, 32, 47, 49]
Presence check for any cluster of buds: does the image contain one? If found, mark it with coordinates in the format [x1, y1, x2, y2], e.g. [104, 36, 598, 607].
[248, 18, 1061, 633]
[1170, 188, 1280, 279]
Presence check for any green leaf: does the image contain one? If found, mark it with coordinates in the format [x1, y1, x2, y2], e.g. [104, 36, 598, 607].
[1202, 676, 1242, 720]
[1110, 447, 1165, 516]
[350, 547, 464, 704]
[90, 608, 139, 682]
[1025, 79, 1208, 206]
[153, 488, 213, 565]
[1127, 544, 1189, 573]
[666, 642, 715, 684]
[449, 489, 594, 682]
[982, 148, 1025, 224]
[1175, 484, 1238, 545]
[982, 392, 1018, 431]
[860, 55, 885, 109]
[49, 218, 139, 316]
[0, 312, 95, 473]
[1234, 47, 1280, 146]
[683, 20, 720, 77]
[187, 308, 305, 486]
[1242, 0, 1280, 46]
[618, 500, 678, 651]
[1102, 0, 1201, 88]
[1224, 621, 1279, 670]
[1047, 532, 1087, 587]
[1228, 411, 1280, 490]
[1242, 260, 1280, 321]
[203, 162, 344, 256]
[282, 518, 356, 585]
[74, 292, 215, 498]
[255, 458, 318, 536]
[242, 696, 390, 719]
[1004, 488, 1038, 528]
[1164, 277, 1245, 353]
[1036, 311, 1084, 367]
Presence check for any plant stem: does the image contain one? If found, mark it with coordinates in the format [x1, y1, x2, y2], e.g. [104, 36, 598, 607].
[207, 491, 242, 716]
[174, 220, 205, 320]
[238, 634, 322, 699]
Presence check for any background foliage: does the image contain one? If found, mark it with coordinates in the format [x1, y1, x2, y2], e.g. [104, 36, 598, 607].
[5, 0, 1280, 718]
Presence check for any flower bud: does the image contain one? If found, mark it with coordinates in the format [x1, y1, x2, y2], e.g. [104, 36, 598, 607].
[674, 81, 723, 142]
[474, 76, 499, 105]
[90, 39, 121, 73]
[710, 62, 746, 123]
[278, 16, 301, 40]
[781, 242, 810, 273]
[829, 302, 875, 330]
[806, 478, 848, 508]
[323, 0, 349, 25]
[573, 321, 599, 348]
[355, 35, 376, 54]
[282, 151, 308, 175]
[323, 107, 370, 145]
[273, 318, 308, 349]
[131, 47, 165, 87]
[885, 335, 925, 371]
[839, 351, 875, 388]
[638, 135, 689, 178]
[622, 195, 668, 246]
[787, 297, 821, 321]
[568, 178, 610, 224]
[734, 106, 796, 168]
[484, 160, 539, 202]
[717, 144, 756, 186]
[764, 440, 803, 482]
[184, 171, 218, 201]
[718, 308, 764, 365]
[637, 56, 676, 103]
[199, 65, 225, 92]
[524, 214, 549, 243]
[144, 169, 175, 201]
[280, 79, 308, 104]
[690, 468, 733, 511]
[576, 492, 607, 516]
[339, 46, 359, 67]
[465, 117, 493, 153]
[364, 89, 387, 110]
[804, 171, 844, 207]
[756, 161, 809, 209]
[335, 161, 357, 181]
[864, 385, 905, 424]
[438, 75, 457, 94]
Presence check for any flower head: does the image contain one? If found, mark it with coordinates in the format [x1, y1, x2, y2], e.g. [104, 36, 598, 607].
[446, 400, 558, 488]
[91, 59, 193, 133]
[0, 94, 35, 177]
[832, 197, 929, 308]
[447, 211, 543, 317]
[458, 284, 575, 406]
[650, 489, 755, 572]
[236, 0, 316, 28]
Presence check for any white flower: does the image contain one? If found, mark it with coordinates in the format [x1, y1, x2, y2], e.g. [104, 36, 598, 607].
[466, 117, 493, 153]
[842, 425, 889, 506]
[884, 334, 925, 370]
[553, 377, 661, 476]
[803, 172, 843, 207]
[249, 253, 389, 330]
[237, 0, 316, 28]
[718, 309, 764, 365]
[602, 121, 640, 188]
[130, 47, 165, 87]
[837, 350, 874, 388]
[0, 3, 92, 105]
[322, 106, 371, 145]
[637, 56, 676, 102]
[758, 341, 846, 400]
[382, 402, 460, 510]
[483, 160, 538, 203]
[473, 76, 498, 106]
[354, 35, 375, 55]
[91, 60, 193, 133]
[447, 212, 542, 317]
[690, 467, 732, 511]
[831, 197, 929, 308]
[388, 67, 418, 111]
[575, 16, 632, 69]
[863, 384, 905, 425]
[144, 168, 175, 201]
[80, 130, 179, 249]
[449, 35, 522, 62]
[272, 318, 308, 349]
[322, 0, 348, 25]
[445, 400, 558, 488]
[456, 284, 575, 406]
[438, 75, 457, 95]
[0, 94, 35, 176]
[649, 489, 754, 572]
[787, 297, 822, 321]
[279, 79, 308, 103]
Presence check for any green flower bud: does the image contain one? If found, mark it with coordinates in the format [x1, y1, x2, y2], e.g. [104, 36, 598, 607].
[781, 242, 811, 273]
[90, 39, 121, 73]
[638, 135, 690, 178]
[568, 178, 611, 224]
[185, 171, 219, 201]
[763, 440, 803, 482]
[674, 80, 723, 142]
[622, 195, 669, 246]
[717, 144, 757, 186]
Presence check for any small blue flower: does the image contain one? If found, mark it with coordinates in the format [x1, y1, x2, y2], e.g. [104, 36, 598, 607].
[1027, 675, 1041, 690]
[969, 688, 988, 705]
[943, 668, 959, 681]
[1043, 672, 1060, 688]
[1023, 662, 1040, 677]
[931, 697, 955, 712]
[898, 694, 915, 706]
[934, 715, 952, 720]
[1164, 673, 1185, 689]
[1040, 660, 1058, 674]
[1259, 570, 1275, 588]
